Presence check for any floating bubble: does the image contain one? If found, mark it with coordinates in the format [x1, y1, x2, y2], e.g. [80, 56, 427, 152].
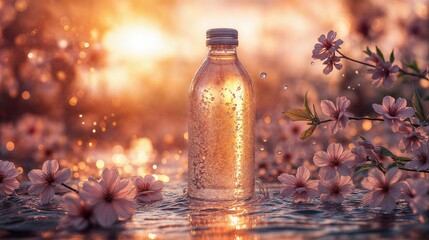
[277, 150, 282, 155]
[259, 72, 267, 80]
[311, 62, 314, 65]
[283, 84, 288, 90]
[259, 145, 265, 151]
[357, 83, 361, 87]
[342, 74, 345, 77]
[347, 86, 351, 90]
[355, 70, 359, 75]
[262, 138, 268, 143]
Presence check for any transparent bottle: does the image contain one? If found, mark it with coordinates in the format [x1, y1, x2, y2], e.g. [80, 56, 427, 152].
[188, 28, 255, 200]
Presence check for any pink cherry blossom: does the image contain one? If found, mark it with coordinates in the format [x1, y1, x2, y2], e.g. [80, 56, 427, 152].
[313, 142, 355, 180]
[80, 168, 136, 227]
[361, 168, 402, 212]
[134, 175, 164, 202]
[372, 96, 415, 132]
[312, 30, 343, 60]
[60, 192, 95, 231]
[318, 174, 355, 204]
[28, 159, 71, 204]
[402, 178, 429, 216]
[404, 143, 429, 171]
[0, 160, 20, 196]
[368, 57, 400, 88]
[401, 178, 429, 203]
[398, 124, 427, 153]
[322, 54, 343, 75]
[351, 140, 378, 167]
[320, 96, 353, 134]
[277, 165, 319, 203]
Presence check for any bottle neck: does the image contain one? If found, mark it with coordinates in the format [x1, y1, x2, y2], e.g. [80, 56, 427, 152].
[208, 45, 238, 56]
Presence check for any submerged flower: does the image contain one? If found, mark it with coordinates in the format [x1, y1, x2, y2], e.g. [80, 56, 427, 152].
[313, 142, 355, 180]
[0, 160, 20, 196]
[28, 159, 71, 204]
[60, 192, 95, 231]
[368, 56, 400, 88]
[372, 96, 415, 132]
[320, 96, 353, 134]
[318, 174, 354, 204]
[312, 30, 343, 60]
[361, 168, 402, 212]
[405, 143, 429, 171]
[134, 175, 164, 202]
[80, 168, 136, 227]
[322, 54, 342, 75]
[278, 165, 319, 203]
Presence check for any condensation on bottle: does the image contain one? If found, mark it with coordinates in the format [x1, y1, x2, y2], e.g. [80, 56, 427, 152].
[188, 28, 255, 200]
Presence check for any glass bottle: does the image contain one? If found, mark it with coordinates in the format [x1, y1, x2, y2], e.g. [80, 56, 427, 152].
[188, 28, 255, 200]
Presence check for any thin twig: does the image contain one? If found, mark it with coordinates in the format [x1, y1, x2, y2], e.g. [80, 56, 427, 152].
[336, 50, 376, 68]
[61, 183, 79, 193]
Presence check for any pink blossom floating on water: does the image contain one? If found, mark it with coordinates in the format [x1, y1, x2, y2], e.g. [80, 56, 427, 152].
[313, 142, 355, 180]
[0, 160, 20, 196]
[28, 159, 71, 204]
[134, 175, 164, 202]
[320, 96, 353, 134]
[372, 96, 415, 132]
[361, 168, 402, 212]
[318, 174, 354, 204]
[60, 192, 95, 231]
[278, 165, 319, 203]
[80, 168, 136, 227]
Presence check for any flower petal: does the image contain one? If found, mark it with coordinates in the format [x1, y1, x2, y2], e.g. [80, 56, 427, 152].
[94, 202, 117, 227]
[28, 169, 45, 183]
[53, 168, 71, 185]
[296, 166, 310, 182]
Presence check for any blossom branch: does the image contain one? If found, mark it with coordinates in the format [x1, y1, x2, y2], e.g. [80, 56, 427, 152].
[336, 50, 376, 68]
[317, 116, 384, 125]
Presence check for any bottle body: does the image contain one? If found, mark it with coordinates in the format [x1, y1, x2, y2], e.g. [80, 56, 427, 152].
[188, 45, 255, 200]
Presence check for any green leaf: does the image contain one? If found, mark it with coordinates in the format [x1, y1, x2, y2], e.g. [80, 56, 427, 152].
[375, 46, 385, 62]
[304, 91, 313, 118]
[312, 104, 318, 119]
[355, 164, 372, 173]
[284, 109, 311, 121]
[389, 49, 395, 63]
[377, 146, 412, 163]
[413, 88, 427, 121]
[406, 60, 421, 73]
[300, 125, 317, 140]
[363, 46, 372, 56]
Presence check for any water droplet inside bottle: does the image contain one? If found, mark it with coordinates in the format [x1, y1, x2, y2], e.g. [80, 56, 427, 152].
[277, 150, 282, 155]
[283, 84, 288, 90]
[259, 145, 265, 151]
[259, 72, 267, 80]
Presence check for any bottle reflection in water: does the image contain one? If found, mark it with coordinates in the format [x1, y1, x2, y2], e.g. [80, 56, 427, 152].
[188, 28, 255, 200]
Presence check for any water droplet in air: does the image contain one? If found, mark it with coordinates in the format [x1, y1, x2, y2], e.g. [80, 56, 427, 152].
[277, 150, 282, 155]
[210, 97, 215, 101]
[342, 74, 345, 77]
[311, 61, 314, 65]
[259, 145, 265, 151]
[311, 141, 316, 145]
[262, 138, 268, 143]
[347, 86, 351, 90]
[237, 86, 241, 91]
[260, 72, 267, 80]
[357, 83, 361, 87]
[355, 70, 359, 75]
[283, 84, 288, 90]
